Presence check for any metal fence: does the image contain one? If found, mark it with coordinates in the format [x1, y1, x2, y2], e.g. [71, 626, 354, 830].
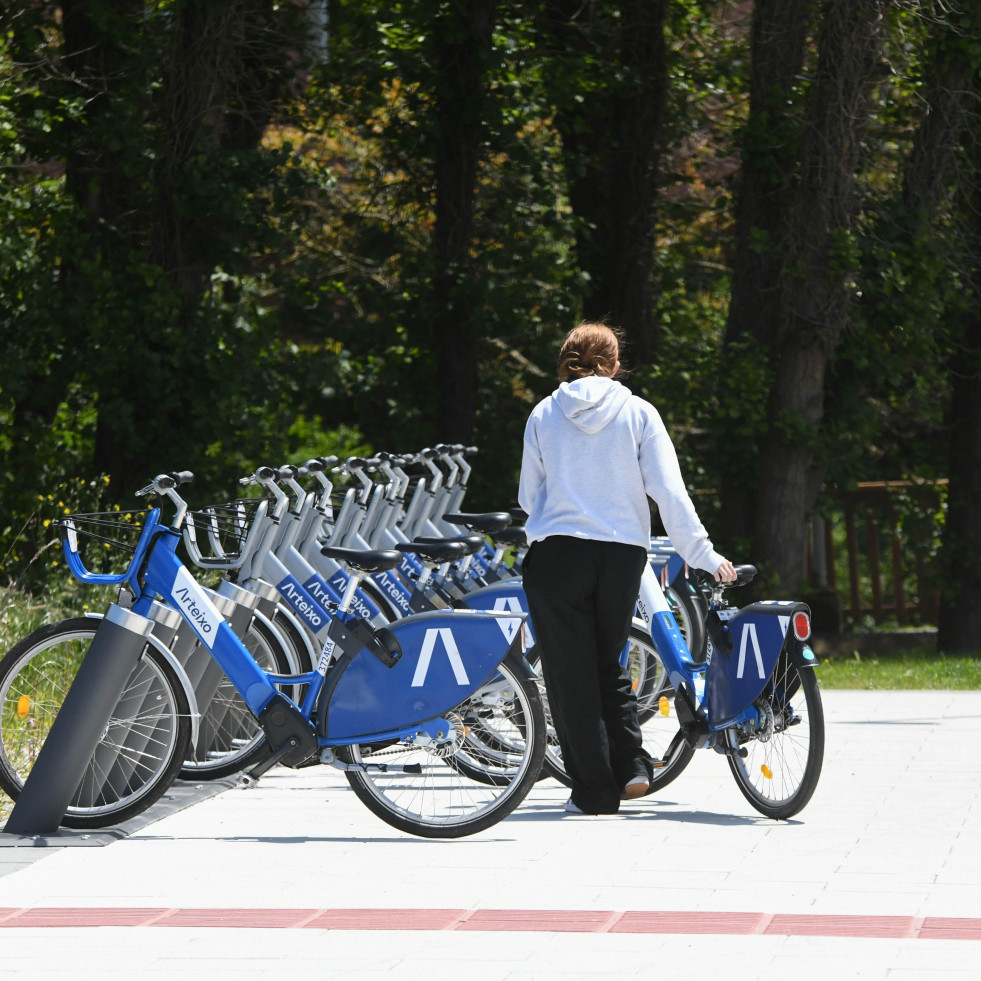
[808, 480, 947, 627]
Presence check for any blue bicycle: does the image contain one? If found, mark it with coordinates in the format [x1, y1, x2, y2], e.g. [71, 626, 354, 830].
[626, 561, 824, 818]
[0, 473, 546, 837]
[447, 534, 823, 818]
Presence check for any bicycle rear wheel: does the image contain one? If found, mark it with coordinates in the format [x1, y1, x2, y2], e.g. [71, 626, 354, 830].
[533, 627, 696, 792]
[0, 618, 191, 828]
[726, 655, 824, 819]
[441, 666, 543, 787]
[338, 651, 545, 837]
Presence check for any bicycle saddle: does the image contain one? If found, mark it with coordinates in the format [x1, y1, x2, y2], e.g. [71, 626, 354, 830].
[442, 511, 512, 534]
[491, 527, 526, 546]
[395, 540, 467, 563]
[414, 534, 486, 556]
[320, 545, 402, 574]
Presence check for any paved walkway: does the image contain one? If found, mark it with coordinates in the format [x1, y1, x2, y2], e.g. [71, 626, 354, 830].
[0, 689, 978, 979]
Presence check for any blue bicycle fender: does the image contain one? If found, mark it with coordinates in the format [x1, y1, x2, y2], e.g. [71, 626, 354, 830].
[706, 601, 810, 728]
[458, 582, 535, 646]
[319, 609, 525, 740]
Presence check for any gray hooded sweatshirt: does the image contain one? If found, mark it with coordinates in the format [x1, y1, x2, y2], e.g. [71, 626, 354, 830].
[518, 376, 723, 573]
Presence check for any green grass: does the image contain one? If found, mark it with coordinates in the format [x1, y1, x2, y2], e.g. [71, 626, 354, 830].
[816, 649, 981, 690]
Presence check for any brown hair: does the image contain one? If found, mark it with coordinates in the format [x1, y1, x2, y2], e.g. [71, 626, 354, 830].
[557, 321, 625, 382]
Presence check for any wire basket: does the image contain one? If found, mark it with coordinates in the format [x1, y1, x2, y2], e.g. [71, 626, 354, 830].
[56, 509, 153, 577]
[186, 498, 266, 562]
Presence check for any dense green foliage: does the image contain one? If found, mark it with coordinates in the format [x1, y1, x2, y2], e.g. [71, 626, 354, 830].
[1, 2, 978, 649]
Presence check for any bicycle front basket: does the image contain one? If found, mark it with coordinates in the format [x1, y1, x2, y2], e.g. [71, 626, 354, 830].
[56, 509, 154, 578]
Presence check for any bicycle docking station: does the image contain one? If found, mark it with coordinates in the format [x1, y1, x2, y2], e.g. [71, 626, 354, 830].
[4, 604, 153, 838]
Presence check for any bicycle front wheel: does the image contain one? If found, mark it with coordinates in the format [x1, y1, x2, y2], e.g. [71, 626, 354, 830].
[726, 655, 824, 820]
[339, 651, 545, 838]
[665, 582, 706, 663]
[0, 618, 191, 828]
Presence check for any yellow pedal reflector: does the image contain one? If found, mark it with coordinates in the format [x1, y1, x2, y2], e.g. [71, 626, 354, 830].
[632, 679, 639, 692]
[16, 695, 30, 717]
[658, 696, 670, 717]
[761, 764, 773, 780]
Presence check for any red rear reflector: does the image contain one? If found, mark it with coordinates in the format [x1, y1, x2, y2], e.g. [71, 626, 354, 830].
[793, 611, 811, 640]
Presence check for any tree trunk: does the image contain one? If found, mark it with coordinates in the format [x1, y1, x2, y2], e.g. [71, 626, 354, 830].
[719, 0, 810, 551]
[540, 0, 668, 364]
[936, 306, 981, 651]
[429, 0, 497, 442]
[937, 36, 981, 651]
[722, 0, 889, 594]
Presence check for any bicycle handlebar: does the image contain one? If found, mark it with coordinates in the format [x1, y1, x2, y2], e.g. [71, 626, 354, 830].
[135, 471, 194, 497]
[691, 564, 758, 596]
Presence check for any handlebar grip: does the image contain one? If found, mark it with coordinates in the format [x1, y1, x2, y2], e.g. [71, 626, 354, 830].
[692, 564, 758, 588]
[152, 472, 190, 492]
[319, 455, 339, 467]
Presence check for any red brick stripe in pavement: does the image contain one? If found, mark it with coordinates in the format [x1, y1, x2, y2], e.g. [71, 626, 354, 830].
[0, 908, 978, 939]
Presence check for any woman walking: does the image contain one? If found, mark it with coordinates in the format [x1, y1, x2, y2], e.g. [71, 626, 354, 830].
[519, 322, 735, 815]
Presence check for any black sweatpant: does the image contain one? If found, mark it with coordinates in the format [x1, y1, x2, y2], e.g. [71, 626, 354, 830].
[522, 535, 652, 814]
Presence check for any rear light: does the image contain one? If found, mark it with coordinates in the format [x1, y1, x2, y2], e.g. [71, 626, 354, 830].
[793, 611, 811, 641]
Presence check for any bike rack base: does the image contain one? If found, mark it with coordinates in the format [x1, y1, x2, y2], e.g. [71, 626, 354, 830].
[3, 605, 153, 837]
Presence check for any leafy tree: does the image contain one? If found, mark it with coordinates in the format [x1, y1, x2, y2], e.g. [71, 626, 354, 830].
[533, 0, 669, 364]
[0, 2, 329, 567]
[719, 0, 897, 595]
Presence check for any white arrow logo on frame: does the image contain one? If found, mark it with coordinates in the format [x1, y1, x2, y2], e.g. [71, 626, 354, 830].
[736, 622, 766, 680]
[411, 628, 471, 688]
[491, 597, 526, 644]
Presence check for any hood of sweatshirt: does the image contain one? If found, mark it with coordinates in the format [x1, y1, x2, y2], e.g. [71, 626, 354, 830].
[553, 376, 631, 435]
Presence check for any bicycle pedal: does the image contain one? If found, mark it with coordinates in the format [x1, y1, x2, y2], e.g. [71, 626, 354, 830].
[712, 736, 748, 758]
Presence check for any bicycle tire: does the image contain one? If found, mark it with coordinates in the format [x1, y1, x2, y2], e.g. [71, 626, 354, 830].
[177, 614, 292, 781]
[726, 654, 824, 819]
[521, 645, 565, 785]
[358, 577, 400, 625]
[270, 607, 316, 674]
[0, 617, 191, 828]
[532, 627, 696, 792]
[666, 582, 707, 663]
[338, 651, 545, 838]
